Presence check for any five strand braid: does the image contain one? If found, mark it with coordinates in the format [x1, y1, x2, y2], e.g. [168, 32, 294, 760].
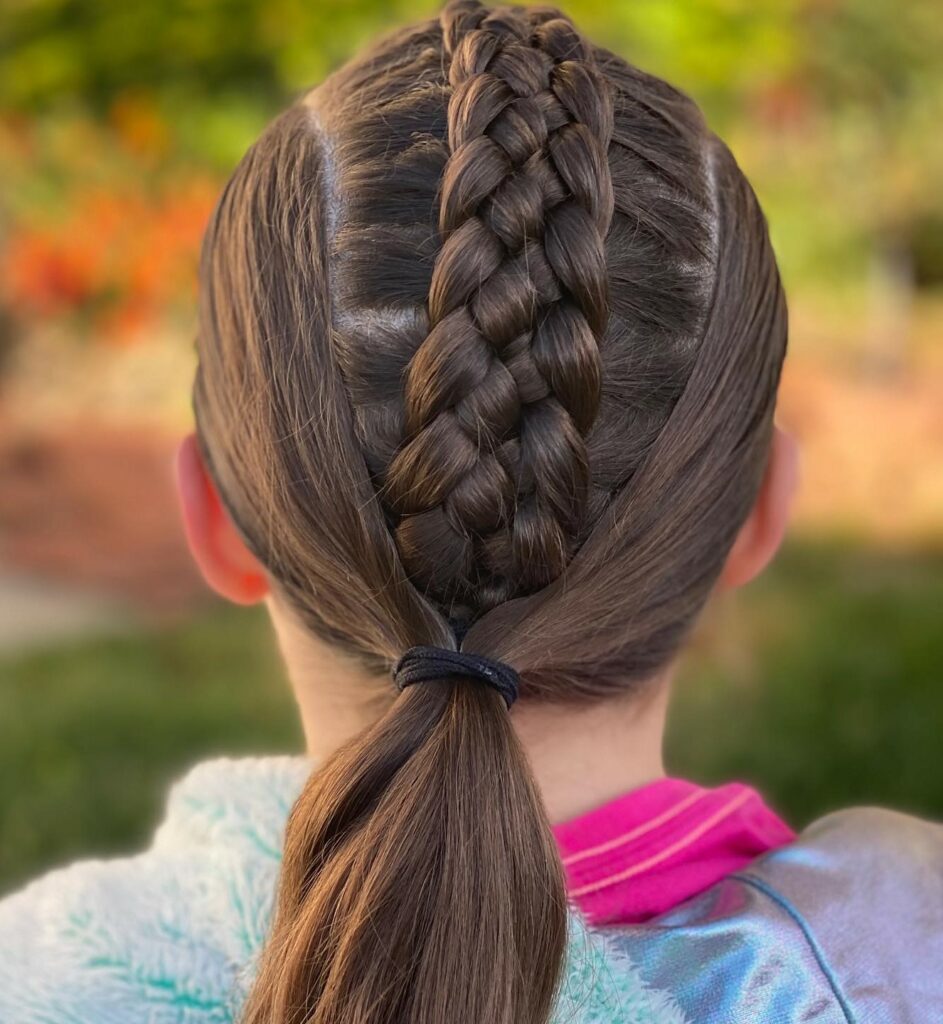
[384, 0, 614, 616]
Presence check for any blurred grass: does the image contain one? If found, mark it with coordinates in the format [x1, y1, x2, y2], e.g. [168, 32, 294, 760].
[1, 534, 941, 895]
[668, 538, 943, 824]
[0, 605, 303, 894]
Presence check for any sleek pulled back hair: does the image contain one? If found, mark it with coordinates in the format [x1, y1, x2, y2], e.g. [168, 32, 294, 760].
[195, 2, 787, 1022]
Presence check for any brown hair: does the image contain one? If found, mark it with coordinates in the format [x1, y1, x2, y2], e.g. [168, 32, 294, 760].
[194, 1, 787, 1021]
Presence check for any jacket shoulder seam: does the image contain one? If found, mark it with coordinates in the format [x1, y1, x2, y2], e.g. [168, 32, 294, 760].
[733, 872, 857, 1024]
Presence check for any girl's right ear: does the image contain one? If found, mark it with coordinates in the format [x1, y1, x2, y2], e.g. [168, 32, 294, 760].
[719, 425, 800, 592]
[174, 434, 270, 605]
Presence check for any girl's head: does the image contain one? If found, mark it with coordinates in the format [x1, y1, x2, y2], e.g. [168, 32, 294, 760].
[178, 1, 792, 1020]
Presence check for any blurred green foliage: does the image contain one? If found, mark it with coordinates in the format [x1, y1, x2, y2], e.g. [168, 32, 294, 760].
[1, 537, 941, 895]
[3, 0, 943, 292]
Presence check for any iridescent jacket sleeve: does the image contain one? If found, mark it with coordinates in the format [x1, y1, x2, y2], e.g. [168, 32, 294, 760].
[606, 807, 943, 1023]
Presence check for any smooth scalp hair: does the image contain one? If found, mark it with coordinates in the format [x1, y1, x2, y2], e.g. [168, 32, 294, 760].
[194, 1, 787, 1021]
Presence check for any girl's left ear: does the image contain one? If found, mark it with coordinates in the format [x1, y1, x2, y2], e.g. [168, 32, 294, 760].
[174, 433, 270, 605]
[719, 425, 800, 591]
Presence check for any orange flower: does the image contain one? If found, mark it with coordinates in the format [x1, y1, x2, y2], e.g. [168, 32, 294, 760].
[1, 173, 218, 343]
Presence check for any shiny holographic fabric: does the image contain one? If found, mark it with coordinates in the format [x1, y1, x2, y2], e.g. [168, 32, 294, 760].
[604, 807, 943, 1022]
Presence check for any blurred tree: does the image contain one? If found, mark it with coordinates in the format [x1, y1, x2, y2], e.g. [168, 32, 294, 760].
[596, 0, 943, 363]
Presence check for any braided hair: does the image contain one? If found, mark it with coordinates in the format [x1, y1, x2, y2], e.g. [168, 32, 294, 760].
[387, 2, 614, 615]
[194, 2, 787, 1021]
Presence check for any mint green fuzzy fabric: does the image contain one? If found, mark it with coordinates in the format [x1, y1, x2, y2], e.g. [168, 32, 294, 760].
[0, 757, 687, 1024]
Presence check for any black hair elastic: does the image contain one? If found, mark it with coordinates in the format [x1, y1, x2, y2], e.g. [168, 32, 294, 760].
[393, 646, 519, 709]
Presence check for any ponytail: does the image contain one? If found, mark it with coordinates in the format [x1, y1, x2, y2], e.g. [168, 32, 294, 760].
[242, 674, 565, 1023]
